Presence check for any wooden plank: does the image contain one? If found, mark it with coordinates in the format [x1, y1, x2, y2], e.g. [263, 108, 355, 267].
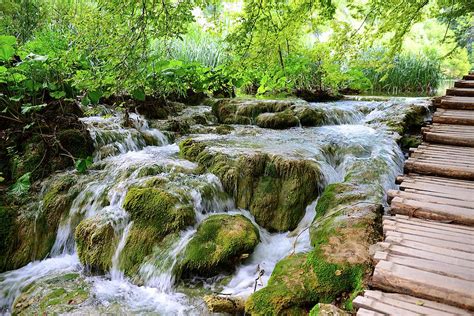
[433, 115, 474, 125]
[356, 308, 385, 316]
[423, 132, 474, 147]
[408, 155, 474, 166]
[384, 217, 474, 237]
[384, 215, 474, 234]
[387, 190, 473, 208]
[363, 290, 472, 315]
[390, 214, 474, 232]
[455, 80, 474, 88]
[374, 252, 474, 281]
[440, 96, 474, 110]
[416, 144, 474, 154]
[384, 231, 474, 252]
[404, 160, 474, 180]
[390, 196, 474, 225]
[372, 261, 474, 310]
[463, 74, 474, 80]
[379, 242, 474, 267]
[398, 182, 474, 199]
[352, 296, 419, 316]
[401, 175, 474, 188]
[447, 88, 474, 97]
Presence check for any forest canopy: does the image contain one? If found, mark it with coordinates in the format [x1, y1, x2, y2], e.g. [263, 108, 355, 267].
[0, 0, 472, 109]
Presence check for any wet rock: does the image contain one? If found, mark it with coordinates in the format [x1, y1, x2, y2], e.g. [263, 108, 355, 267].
[310, 303, 350, 315]
[119, 187, 195, 276]
[366, 102, 430, 135]
[12, 272, 90, 315]
[256, 110, 299, 129]
[75, 215, 117, 272]
[1, 174, 79, 272]
[180, 139, 324, 232]
[208, 98, 305, 128]
[123, 187, 195, 235]
[245, 253, 365, 315]
[295, 107, 325, 126]
[180, 214, 259, 277]
[247, 155, 392, 314]
[204, 294, 245, 314]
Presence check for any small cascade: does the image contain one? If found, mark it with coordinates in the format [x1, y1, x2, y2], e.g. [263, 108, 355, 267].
[0, 98, 421, 314]
[0, 254, 81, 309]
[139, 229, 196, 292]
[110, 221, 133, 281]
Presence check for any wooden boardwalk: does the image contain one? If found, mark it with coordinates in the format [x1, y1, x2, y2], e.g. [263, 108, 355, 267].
[354, 72, 474, 315]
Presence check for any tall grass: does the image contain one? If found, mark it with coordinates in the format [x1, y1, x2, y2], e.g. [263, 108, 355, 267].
[151, 26, 229, 68]
[363, 53, 443, 95]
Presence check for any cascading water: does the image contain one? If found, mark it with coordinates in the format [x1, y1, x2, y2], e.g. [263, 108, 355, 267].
[0, 98, 426, 315]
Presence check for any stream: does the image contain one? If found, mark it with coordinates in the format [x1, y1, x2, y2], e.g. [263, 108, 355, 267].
[0, 97, 428, 315]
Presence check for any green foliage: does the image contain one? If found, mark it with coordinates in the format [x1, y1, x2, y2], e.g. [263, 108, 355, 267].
[361, 50, 442, 94]
[75, 156, 93, 174]
[8, 172, 31, 196]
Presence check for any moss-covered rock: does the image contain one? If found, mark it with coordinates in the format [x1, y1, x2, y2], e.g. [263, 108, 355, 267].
[207, 98, 309, 129]
[75, 216, 117, 272]
[245, 252, 365, 315]
[1, 174, 79, 272]
[13, 273, 90, 315]
[179, 139, 324, 232]
[116, 187, 195, 277]
[256, 110, 299, 129]
[180, 214, 259, 277]
[295, 107, 325, 126]
[123, 187, 195, 234]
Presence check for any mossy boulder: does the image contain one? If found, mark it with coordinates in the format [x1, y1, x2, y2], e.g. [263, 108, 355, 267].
[208, 98, 307, 129]
[1, 174, 78, 272]
[13, 273, 90, 315]
[75, 216, 117, 272]
[256, 110, 299, 129]
[245, 252, 365, 315]
[117, 187, 195, 276]
[123, 187, 195, 234]
[180, 139, 324, 232]
[180, 214, 259, 277]
[295, 108, 325, 126]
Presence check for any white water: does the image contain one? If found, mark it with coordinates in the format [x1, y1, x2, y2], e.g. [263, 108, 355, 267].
[0, 99, 425, 314]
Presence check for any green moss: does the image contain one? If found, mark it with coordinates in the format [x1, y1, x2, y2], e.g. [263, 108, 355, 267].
[0, 206, 16, 270]
[123, 187, 195, 235]
[116, 187, 195, 277]
[3, 174, 78, 272]
[180, 214, 259, 277]
[179, 140, 323, 232]
[245, 250, 365, 315]
[256, 110, 299, 129]
[75, 216, 117, 272]
[296, 108, 325, 126]
[215, 124, 234, 135]
[118, 225, 161, 277]
[13, 272, 91, 315]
